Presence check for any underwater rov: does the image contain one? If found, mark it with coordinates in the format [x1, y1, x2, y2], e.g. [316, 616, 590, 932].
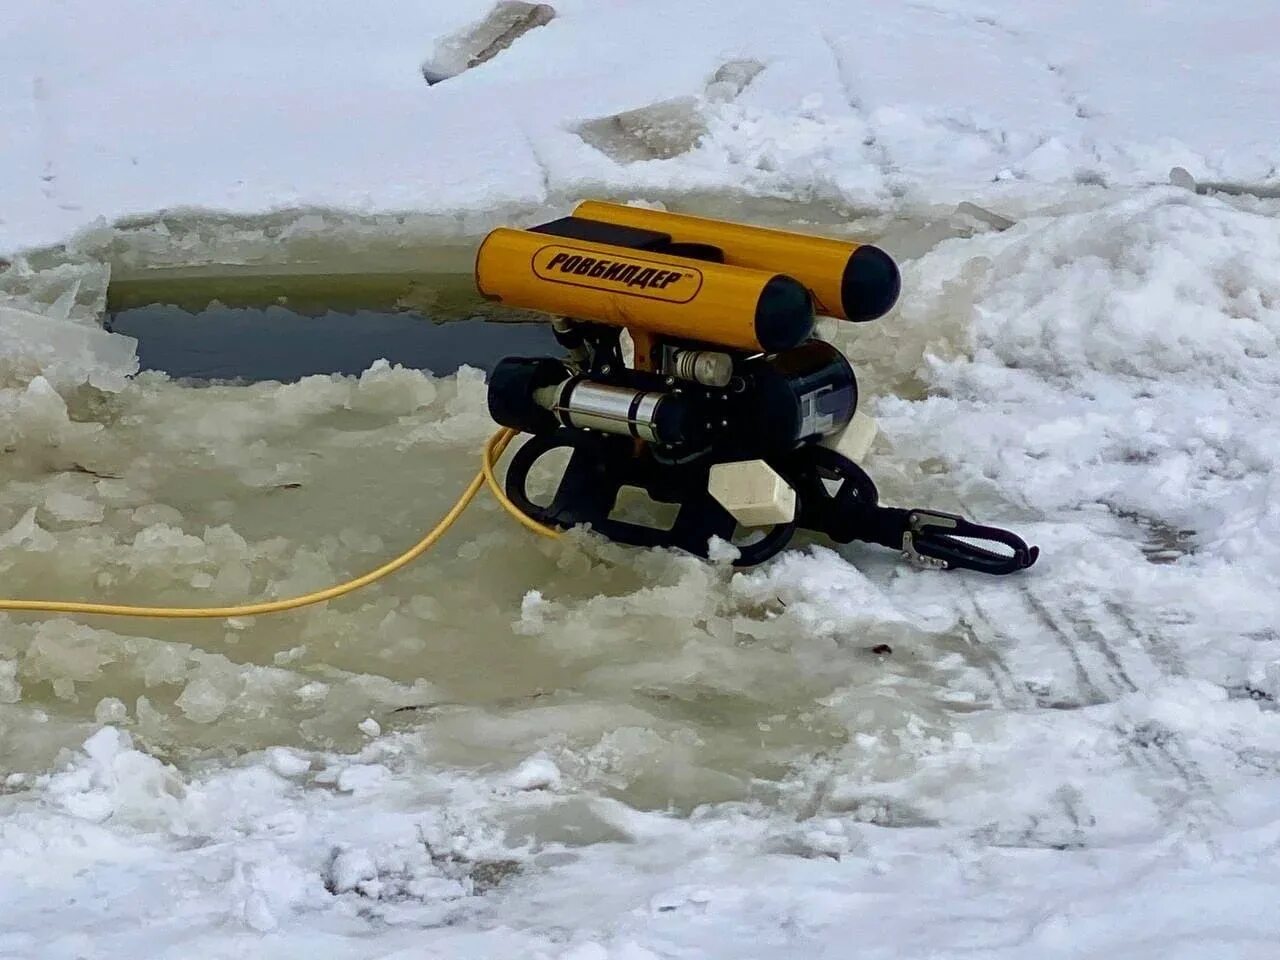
[478, 201, 1039, 573]
[0, 203, 1037, 623]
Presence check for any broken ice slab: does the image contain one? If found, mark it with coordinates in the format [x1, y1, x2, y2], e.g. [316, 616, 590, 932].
[703, 59, 765, 103]
[1169, 166, 1280, 199]
[574, 60, 765, 164]
[0, 259, 111, 325]
[0, 303, 138, 392]
[1168, 166, 1198, 192]
[953, 202, 1016, 232]
[575, 98, 708, 163]
[422, 2, 555, 85]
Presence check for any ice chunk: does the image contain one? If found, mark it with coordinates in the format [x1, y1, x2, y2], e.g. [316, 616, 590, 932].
[576, 59, 765, 163]
[131, 504, 184, 527]
[42, 490, 105, 524]
[0, 508, 56, 553]
[266, 747, 311, 778]
[508, 755, 562, 791]
[575, 98, 708, 163]
[334, 764, 390, 794]
[175, 676, 232, 724]
[422, 2, 555, 84]
[0, 659, 20, 704]
[45, 727, 185, 828]
[94, 698, 128, 723]
[10, 375, 70, 440]
[349, 359, 437, 415]
[704, 59, 765, 103]
[326, 847, 378, 894]
[0, 259, 110, 325]
[0, 303, 138, 392]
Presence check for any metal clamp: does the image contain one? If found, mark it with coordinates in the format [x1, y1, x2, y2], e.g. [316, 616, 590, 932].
[900, 509, 1039, 576]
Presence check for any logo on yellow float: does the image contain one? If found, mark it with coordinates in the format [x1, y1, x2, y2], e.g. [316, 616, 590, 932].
[532, 245, 703, 303]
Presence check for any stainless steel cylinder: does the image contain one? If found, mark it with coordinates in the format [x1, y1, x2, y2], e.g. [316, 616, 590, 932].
[550, 381, 669, 443]
[668, 348, 733, 387]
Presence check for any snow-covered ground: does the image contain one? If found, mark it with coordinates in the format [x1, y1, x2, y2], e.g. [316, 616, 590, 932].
[3, 2, 1280, 958]
[7, 0, 1280, 256]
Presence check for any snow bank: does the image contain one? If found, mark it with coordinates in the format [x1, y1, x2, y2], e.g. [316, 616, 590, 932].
[5, 0, 1280, 254]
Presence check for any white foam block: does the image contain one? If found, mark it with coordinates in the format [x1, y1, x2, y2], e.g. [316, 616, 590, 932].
[821, 411, 878, 464]
[707, 459, 796, 527]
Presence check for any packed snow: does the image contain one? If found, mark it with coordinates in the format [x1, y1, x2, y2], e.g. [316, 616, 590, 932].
[3, 2, 1280, 958]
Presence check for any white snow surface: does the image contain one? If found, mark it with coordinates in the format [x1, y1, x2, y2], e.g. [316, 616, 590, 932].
[5, 0, 1280, 253]
[4, 2, 1280, 958]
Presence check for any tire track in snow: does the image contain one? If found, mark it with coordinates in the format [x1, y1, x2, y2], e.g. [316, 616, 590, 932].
[901, 3, 1104, 175]
[818, 32, 899, 190]
[951, 609, 1038, 710]
[905, 2, 1097, 124]
[965, 577, 1222, 834]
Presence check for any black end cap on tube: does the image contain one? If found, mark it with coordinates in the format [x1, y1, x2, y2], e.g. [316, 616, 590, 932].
[841, 245, 901, 322]
[754, 275, 815, 352]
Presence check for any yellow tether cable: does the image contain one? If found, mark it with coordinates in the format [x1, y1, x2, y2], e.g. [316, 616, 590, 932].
[0, 428, 560, 620]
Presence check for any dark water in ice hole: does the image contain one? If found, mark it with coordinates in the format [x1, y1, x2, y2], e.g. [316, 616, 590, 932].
[106, 303, 563, 382]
